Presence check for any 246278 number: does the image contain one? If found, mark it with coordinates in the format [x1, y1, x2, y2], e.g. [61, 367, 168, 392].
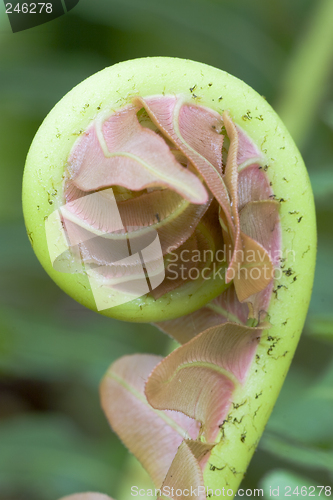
[5, 3, 53, 14]
[284, 486, 331, 496]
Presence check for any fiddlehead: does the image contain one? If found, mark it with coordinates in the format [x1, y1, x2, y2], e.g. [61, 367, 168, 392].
[23, 57, 316, 499]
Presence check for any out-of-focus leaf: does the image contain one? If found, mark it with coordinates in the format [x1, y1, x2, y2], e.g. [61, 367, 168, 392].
[0, 415, 115, 500]
[0, 54, 108, 119]
[0, 306, 166, 385]
[77, 0, 284, 90]
[0, 224, 43, 270]
[0, 113, 39, 222]
[276, 0, 333, 147]
[306, 316, 333, 343]
[260, 433, 333, 473]
[0, 4, 11, 31]
[309, 237, 333, 316]
[322, 101, 333, 130]
[266, 359, 333, 445]
[0, 223, 78, 312]
[309, 169, 333, 206]
[308, 360, 333, 401]
[260, 469, 321, 498]
[267, 392, 333, 445]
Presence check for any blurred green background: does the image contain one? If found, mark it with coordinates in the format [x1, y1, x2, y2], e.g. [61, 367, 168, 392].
[0, 0, 333, 498]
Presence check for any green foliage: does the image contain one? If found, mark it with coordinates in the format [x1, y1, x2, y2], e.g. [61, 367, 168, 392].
[265, 367, 333, 445]
[260, 470, 322, 498]
[0, 0, 332, 498]
[0, 307, 165, 384]
[260, 434, 333, 473]
[0, 415, 118, 500]
[306, 317, 333, 343]
[311, 170, 333, 206]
